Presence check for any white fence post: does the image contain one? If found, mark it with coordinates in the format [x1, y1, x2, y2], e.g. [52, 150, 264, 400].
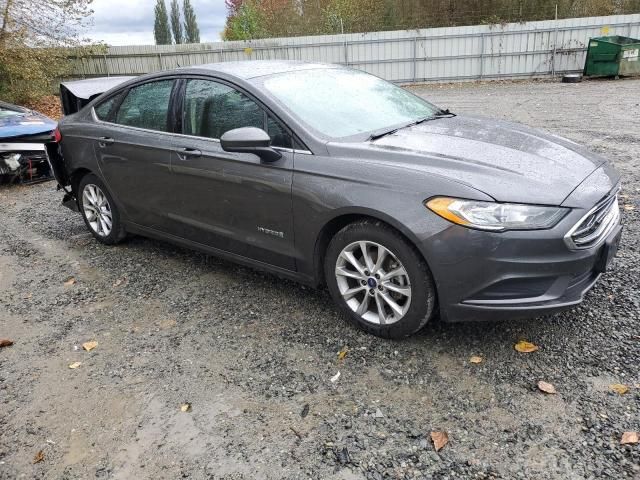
[412, 34, 417, 82]
[479, 32, 485, 80]
[552, 4, 559, 76]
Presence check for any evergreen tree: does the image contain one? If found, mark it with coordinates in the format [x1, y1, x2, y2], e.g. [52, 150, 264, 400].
[154, 0, 172, 45]
[183, 0, 200, 43]
[170, 0, 184, 44]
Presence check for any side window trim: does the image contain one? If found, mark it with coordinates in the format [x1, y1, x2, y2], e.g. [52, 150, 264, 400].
[172, 78, 187, 135]
[176, 75, 310, 153]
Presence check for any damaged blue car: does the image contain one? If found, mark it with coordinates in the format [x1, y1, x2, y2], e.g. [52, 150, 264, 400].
[0, 100, 57, 184]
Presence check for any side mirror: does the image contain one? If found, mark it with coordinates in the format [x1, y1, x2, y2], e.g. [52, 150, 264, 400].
[220, 127, 282, 162]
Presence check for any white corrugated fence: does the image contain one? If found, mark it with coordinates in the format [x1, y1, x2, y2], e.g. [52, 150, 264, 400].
[73, 13, 640, 83]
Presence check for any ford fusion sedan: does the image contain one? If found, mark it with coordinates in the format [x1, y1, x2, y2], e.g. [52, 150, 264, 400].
[46, 61, 622, 338]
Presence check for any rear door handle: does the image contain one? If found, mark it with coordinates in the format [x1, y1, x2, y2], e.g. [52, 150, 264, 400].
[98, 137, 114, 147]
[176, 147, 202, 160]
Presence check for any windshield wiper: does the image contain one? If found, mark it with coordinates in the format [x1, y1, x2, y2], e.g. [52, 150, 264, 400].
[368, 126, 401, 142]
[433, 108, 456, 118]
[368, 109, 456, 142]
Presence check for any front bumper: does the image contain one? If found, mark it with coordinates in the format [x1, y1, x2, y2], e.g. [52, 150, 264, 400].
[423, 183, 622, 323]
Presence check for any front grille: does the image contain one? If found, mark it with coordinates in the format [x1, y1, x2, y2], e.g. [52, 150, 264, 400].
[565, 192, 620, 250]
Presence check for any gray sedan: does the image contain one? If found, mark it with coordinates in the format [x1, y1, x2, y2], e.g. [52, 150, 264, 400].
[47, 61, 622, 338]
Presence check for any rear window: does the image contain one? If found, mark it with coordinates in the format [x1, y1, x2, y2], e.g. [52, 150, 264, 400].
[114, 80, 174, 132]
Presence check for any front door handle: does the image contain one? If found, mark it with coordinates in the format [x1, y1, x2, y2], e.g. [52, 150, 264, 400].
[97, 137, 114, 147]
[176, 147, 202, 160]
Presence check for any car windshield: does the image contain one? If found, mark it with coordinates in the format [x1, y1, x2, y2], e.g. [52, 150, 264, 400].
[262, 68, 439, 139]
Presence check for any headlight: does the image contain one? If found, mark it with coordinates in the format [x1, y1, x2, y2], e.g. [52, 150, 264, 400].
[426, 197, 568, 231]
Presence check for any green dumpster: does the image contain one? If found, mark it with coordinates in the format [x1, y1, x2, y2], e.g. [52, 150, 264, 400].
[583, 36, 640, 77]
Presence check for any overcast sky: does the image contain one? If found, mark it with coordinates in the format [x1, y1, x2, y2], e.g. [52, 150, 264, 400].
[87, 0, 227, 45]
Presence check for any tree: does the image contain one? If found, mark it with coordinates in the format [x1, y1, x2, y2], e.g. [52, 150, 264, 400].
[183, 0, 200, 43]
[154, 0, 172, 45]
[225, 0, 244, 16]
[223, 0, 264, 40]
[170, 0, 183, 44]
[0, 0, 101, 103]
[223, 0, 640, 40]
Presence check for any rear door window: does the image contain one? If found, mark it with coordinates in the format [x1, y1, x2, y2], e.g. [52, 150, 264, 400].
[114, 80, 174, 132]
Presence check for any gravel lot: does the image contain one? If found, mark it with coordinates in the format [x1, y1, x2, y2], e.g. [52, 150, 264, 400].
[1, 78, 639, 480]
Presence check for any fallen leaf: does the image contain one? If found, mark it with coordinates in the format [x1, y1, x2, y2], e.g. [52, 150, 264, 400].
[621, 432, 639, 445]
[33, 450, 44, 464]
[623, 204, 635, 211]
[431, 431, 449, 452]
[537, 381, 557, 394]
[63, 277, 76, 287]
[0, 339, 14, 348]
[610, 384, 629, 395]
[514, 340, 539, 353]
[180, 403, 192, 412]
[330, 371, 341, 383]
[469, 355, 483, 364]
[82, 341, 98, 352]
[68, 361, 82, 369]
[337, 346, 348, 362]
[23, 292, 33, 299]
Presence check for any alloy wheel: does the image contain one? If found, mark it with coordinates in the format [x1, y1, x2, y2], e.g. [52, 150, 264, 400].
[82, 184, 113, 237]
[335, 241, 412, 325]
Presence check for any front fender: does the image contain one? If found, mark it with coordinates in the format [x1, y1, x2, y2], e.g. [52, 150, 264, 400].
[292, 153, 493, 283]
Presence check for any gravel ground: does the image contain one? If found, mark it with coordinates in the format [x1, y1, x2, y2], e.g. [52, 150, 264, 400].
[1, 78, 639, 480]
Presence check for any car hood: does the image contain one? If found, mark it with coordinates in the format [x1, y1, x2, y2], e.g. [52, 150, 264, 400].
[0, 110, 57, 139]
[333, 115, 608, 205]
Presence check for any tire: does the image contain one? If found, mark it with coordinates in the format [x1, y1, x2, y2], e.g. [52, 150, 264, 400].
[324, 220, 437, 339]
[77, 173, 126, 245]
[562, 74, 582, 83]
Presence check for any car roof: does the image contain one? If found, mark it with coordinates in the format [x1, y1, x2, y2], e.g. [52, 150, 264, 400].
[60, 76, 138, 99]
[179, 60, 342, 80]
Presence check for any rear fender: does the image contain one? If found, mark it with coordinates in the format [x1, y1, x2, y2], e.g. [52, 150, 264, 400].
[45, 141, 69, 187]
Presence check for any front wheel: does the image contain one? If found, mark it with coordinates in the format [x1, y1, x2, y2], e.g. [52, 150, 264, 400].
[77, 173, 126, 244]
[324, 220, 437, 339]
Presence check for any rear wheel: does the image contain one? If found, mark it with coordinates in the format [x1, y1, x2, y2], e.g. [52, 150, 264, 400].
[324, 220, 437, 339]
[78, 173, 126, 244]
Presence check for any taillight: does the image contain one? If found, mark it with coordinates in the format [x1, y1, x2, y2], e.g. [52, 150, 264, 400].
[53, 127, 62, 143]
